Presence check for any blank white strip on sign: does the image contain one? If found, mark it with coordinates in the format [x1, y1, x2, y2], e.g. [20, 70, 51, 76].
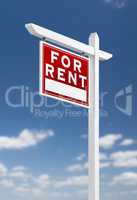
[45, 78, 87, 102]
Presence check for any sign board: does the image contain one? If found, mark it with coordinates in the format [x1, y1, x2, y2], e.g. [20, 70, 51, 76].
[40, 41, 89, 107]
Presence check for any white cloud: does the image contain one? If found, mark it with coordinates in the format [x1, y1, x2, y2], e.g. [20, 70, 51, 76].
[112, 172, 137, 185]
[0, 163, 8, 176]
[0, 161, 88, 199]
[120, 139, 136, 146]
[0, 129, 54, 150]
[76, 153, 87, 161]
[111, 150, 137, 168]
[66, 162, 88, 173]
[32, 188, 45, 197]
[100, 134, 122, 149]
[15, 183, 45, 198]
[2, 133, 137, 199]
[111, 150, 137, 160]
[10, 171, 30, 180]
[0, 179, 14, 188]
[100, 162, 111, 168]
[36, 174, 50, 188]
[66, 164, 83, 172]
[113, 158, 137, 168]
[103, 0, 127, 9]
[9, 165, 31, 180]
[66, 159, 110, 172]
[100, 153, 110, 168]
[15, 186, 31, 193]
[16, 186, 45, 198]
[0, 163, 43, 197]
[67, 153, 109, 172]
[76, 189, 88, 196]
[54, 175, 88, 188]
[100, 153, 108, 160]
[12, 166, 27, 172]
[50, 191, 71, 198]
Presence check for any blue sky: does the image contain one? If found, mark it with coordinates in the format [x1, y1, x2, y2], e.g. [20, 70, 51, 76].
[0, 0, 137, 200]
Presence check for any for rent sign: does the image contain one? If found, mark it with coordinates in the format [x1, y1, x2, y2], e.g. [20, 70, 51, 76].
[40, 41, 89, 107]
[26, 23, 112, 200]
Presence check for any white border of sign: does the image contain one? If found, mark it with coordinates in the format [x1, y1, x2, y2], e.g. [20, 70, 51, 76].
[25, 23, 112, 200]
[39, 41, 90, 108]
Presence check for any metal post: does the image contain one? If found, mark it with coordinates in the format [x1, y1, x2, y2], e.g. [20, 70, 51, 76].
[88, 33, 100, 200]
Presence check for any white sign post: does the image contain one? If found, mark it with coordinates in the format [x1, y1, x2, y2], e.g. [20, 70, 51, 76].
[88, 33, 100, 200]
[25, 23, 112, 200]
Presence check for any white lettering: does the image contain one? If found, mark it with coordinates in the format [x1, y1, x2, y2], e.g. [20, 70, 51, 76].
[58, 68, 65, 82]
[79, 75, 87, 88]
[46, 64, 54, 78]
[51, 51, 59, 63]
[68, 72, 77, 85]
[61, 55, 70, 68]
[74, 59, 81, 73]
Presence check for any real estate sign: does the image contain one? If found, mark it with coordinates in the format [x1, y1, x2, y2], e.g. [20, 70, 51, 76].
[40, 41, 89, 107]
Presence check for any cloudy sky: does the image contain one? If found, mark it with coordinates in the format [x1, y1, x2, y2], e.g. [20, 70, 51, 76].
[0, 0, 137, 200]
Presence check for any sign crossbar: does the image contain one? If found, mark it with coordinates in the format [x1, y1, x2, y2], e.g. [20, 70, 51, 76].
[25, 23, 112, 61]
